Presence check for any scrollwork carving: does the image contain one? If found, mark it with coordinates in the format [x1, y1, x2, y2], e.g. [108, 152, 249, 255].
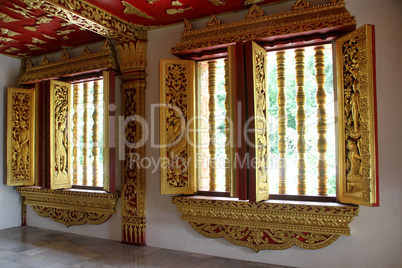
[172, 196, 359, 251]
[7, 88, 35, 186]
[17, 187, 119, 227]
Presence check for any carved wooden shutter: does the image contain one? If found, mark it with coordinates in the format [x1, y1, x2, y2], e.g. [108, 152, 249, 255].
[7, 88, 35, 186]
[49, 80, 72, 189]
[337, 25, 379, 206]
[160, 59, 196, 195]
[245, 41, 269, 202]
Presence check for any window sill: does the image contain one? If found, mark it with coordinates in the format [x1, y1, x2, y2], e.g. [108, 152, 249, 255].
[17, 187, 120, 227]
[171, 195, 359, 251]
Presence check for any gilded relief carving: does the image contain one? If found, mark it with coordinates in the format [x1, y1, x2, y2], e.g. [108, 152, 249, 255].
[171, 1, 355, 54]
[172, 196, 359, 251]
[7, 88, 35, 186]
[337, 25, 377, 206]
[160, 60, 195, 194]
[22, 0, 148, 41]
[18, 187, 119, 227]
[122, 1, 154, 20]
[118, 40, 147, 245]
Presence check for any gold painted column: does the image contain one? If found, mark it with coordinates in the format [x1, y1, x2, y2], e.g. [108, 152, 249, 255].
[315, 46, 328, 195]
[117, 40, 147, 246]
[295, 49, 306, 195]
[277, 51, 287, 194]
[208, 61, 218, 191]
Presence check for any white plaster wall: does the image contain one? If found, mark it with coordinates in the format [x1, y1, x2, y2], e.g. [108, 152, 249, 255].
[0, 54, 23, 230]
[145, 0, 402, 267]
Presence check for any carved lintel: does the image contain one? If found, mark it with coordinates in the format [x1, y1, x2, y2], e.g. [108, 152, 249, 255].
[19, 40, 119, 84]
[171, 1, 355, 54]
[17, 187, 119, 227]
[172, 196, 359, 251]
[183, 18, 193, 32]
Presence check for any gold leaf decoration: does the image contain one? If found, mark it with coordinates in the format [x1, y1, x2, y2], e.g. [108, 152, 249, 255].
[6, 4, 34, 18]
[183, 18, 193, 32]
[60, 21, 74, 27]
[208, 0, 226, 6]
[122, 1, 154, 19]
[246, 4, 264, 19]
[32, 37, 47, 44]
[0, 28, 21, 37]
[60, 49, 71, 60]
[292, 0, 311, 11]
[26, 57, 33, 68]
[166, 6, 192, 15]
[206, 15, 221, 27]
[0, 44, 6, 48]
[0, 12, 20, 23]
[18, 53, 28, 57]
[24, 44, 42, 51]
[56, 29, 75, 35]
[24, 26, 39, 31]
[172, 0, 183, 6]
[147, 0, 160, 3]
[42, 34, 57, 40]
[4, 47, 20, 53]
[81, 46, 91, 56]
[41, 56, 49, 65]
[0, 36, 17, 43]
[35, 16, 53, 24]
[63, 36, 70, 40]
[244, 0, 264, 5]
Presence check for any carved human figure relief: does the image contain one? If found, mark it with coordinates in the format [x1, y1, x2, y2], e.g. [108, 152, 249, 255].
[346, 139, 362, 193]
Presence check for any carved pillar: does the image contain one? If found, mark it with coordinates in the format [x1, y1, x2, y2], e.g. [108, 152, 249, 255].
[314, 46, 328, 195]
[117, 40, 147, 246]
[208, 61, 218, 191]
[277, 51, 287, 194]
[295, 49, 306, 195]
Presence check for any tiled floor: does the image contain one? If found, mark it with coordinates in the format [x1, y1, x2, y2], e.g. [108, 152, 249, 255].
[0, 226, 292, 268]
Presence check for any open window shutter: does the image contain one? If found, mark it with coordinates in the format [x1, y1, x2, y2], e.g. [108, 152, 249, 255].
[7, 88, 35, 186]
[160, 59, 196, 195]
[245, 41, 269, 202]
[337, 25, 379, 207]
[49, 80, 72, 190]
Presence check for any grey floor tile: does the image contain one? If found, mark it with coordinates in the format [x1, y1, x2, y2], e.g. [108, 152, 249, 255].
[0, 226, 293, 268]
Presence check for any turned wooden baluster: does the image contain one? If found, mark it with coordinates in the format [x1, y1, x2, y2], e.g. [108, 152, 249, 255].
[277, 51, 287, 194]
[82, 82, 90, 186]
[92, 80, 101, 187]
[295, 49, 307, 195]
[72, 84, 80, 185]
[209, 61, 218, 191]
[315, 46, 328, 195]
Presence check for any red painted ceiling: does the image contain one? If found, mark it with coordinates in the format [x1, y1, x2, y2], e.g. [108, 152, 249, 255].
[0, 0, 289, 58]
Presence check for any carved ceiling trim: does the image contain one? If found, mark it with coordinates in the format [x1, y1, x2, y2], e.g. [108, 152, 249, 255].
[22, 0, 149, 42]
[171, 0, 355, 55]
[18, 187, 119, 227]
[19, 39, 119, 84]
[172, 196, 359, 251]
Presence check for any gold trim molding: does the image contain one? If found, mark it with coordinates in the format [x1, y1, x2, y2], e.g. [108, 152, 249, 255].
[22, 0, 148, 42]
[172, 196, 359, 251]
[19, 39, 119, 84]
[171, 0, 355, 54]
[18, 187, 119, 227]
